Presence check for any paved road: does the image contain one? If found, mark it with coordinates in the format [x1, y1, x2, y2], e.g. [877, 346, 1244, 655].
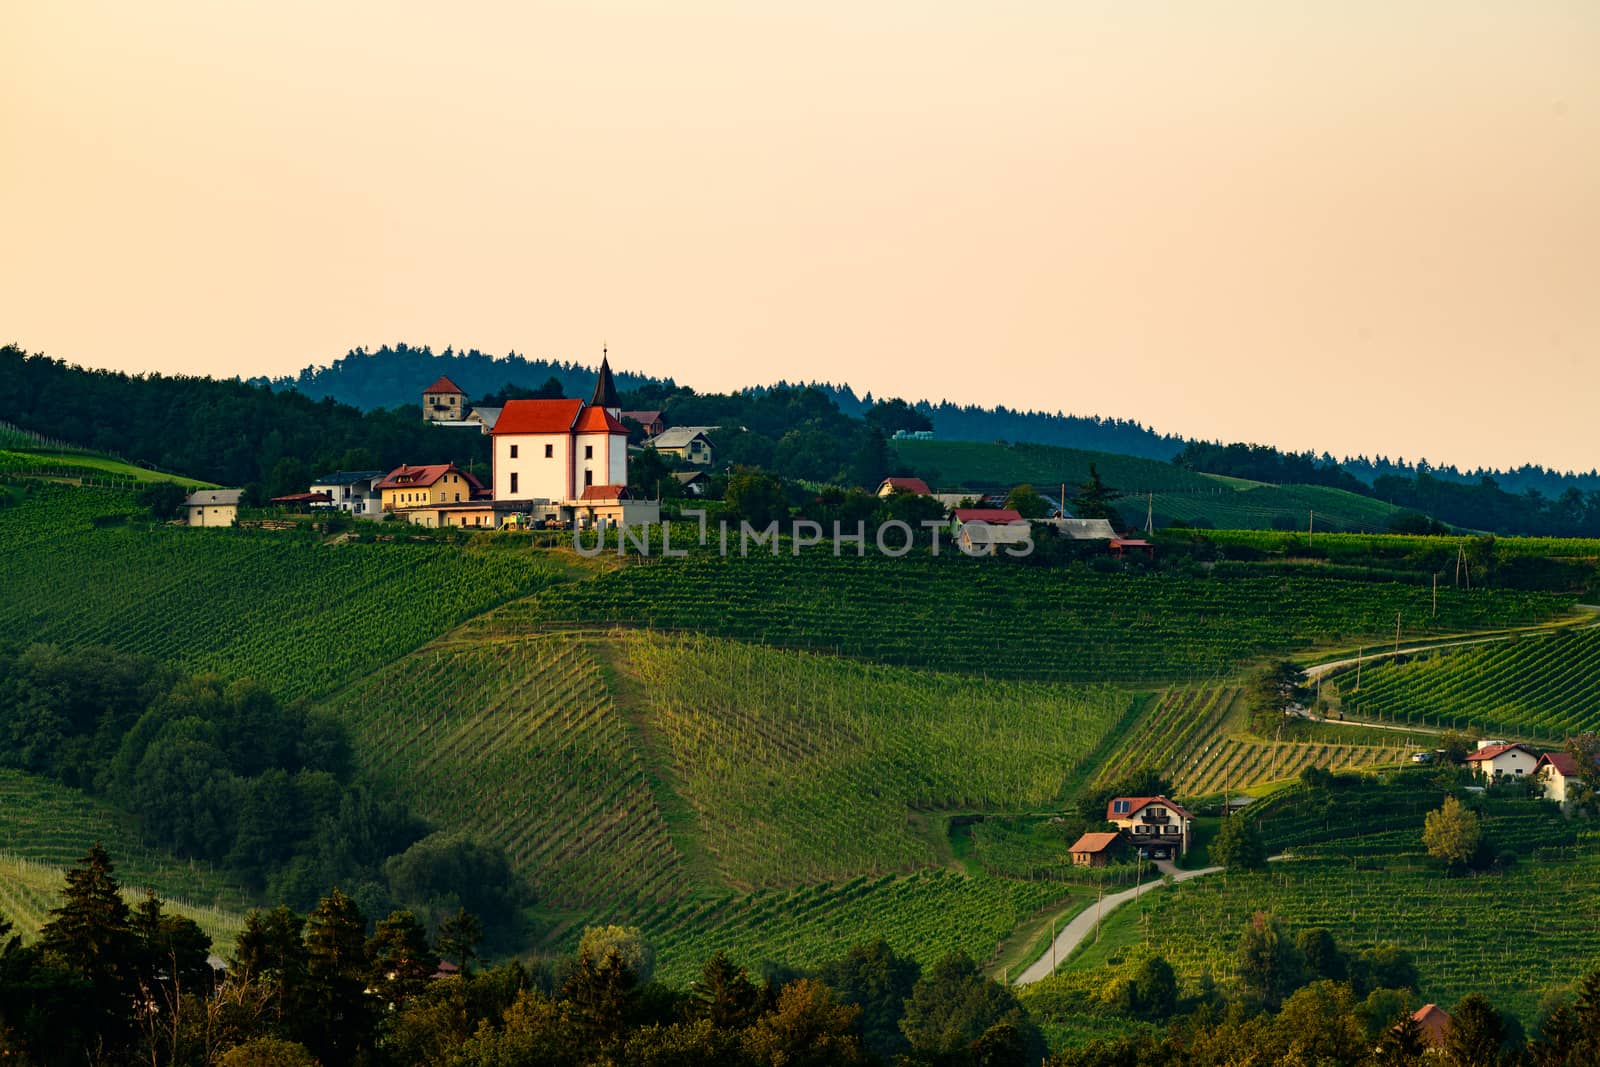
[1013, 862, 1221, 986]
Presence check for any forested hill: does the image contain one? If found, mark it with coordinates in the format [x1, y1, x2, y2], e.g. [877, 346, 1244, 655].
[0, 345, 488, 492]
[251, 344, 675, 411]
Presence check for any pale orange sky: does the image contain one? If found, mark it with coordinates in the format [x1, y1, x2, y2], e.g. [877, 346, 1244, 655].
[3, 2, 1596, 469]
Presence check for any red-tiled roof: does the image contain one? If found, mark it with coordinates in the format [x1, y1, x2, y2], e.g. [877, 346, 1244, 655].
[1069, 831, 1121, 855]
[574, 406, 628, 434]
[423, 375, 465, 395]
[1111, 538, 1152, 547]
[953, 508, 1025, 524]
[880, 477, 931, 495]
[375, 463, 483, 491]
[492, 398, 584, 435]
[578, 484, 631, 502]
[621, 410, 662, 425]
[1106, 796, 1193, 822]
[1464, 742, 1536, 763]
[1411, 1004, 1452, 1047]
[1538, 752, 1579, 776]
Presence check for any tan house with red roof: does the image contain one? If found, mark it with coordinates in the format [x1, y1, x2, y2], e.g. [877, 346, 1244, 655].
[422, 375, 468, 423]
[1408, 1003, 1452, 1049]
[1106, 796, 1193, 856]
[1068, 831, 1122, 868]
[1463, 741, 1539, 781]
[376, 463, 484, 513]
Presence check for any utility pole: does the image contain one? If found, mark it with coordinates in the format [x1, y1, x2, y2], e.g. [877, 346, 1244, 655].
[1395, 611, 1402, 657]
[1146, 493, 1154, 536]
[1355, 646, 1363, 693]
[1309, 509, 1315, 547]
[1433, 572, 1439, 617]
[1051, 916, 1058, 973]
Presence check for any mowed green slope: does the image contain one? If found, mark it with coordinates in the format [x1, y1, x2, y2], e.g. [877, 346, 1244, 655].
[0, 770, 248, 947]
[0, 485, 574, 699]
[1341, 626, 1600, 738]
[892, 439, 1407, 532]
[470, 553, 1570, 684]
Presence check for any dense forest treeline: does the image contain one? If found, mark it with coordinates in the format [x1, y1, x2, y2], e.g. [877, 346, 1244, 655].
[5, 844, 1589, 1065]
[9, 342, 1599, 533]
[0, 645, 524, 942]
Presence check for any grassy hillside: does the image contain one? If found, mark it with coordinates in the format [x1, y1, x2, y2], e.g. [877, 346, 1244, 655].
[0, 769, 249, 947]
[322, 635, 690, 910]
[1340, 625, 1600, 738]
[469, 552, 1570, 685]
[0, 449, 217, 489]
[892, 439, 1408, 532]
[0, 485, 575, 699]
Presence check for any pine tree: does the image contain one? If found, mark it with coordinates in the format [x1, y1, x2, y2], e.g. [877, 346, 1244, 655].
[303, 888, 371, 1063]
[37, 843, 138, 1048]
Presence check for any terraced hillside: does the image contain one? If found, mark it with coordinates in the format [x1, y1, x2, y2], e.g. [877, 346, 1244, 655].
[0, 485, 575, 698]
[0, 770, 248, 947]
[322, 635, 687, 909]
[470, 553, 1570, 685]
[1340, 626, 1600, 738]
[623, 633, 1132, 887]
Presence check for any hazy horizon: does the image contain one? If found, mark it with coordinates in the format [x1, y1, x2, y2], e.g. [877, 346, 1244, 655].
[4, 2, 1596, 471]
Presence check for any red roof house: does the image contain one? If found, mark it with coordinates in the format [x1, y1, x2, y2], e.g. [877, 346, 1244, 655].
[424, 375, 465, 396]
[1409, 1004, 1452, 1048]
[1463, 742, 1539, 780]
[877, 477, 932, 497]
[952, 508, 1025, 525]
[1105, 797, 1194, 855]
[578, 484, 631, 502]
[620, 410, 665, 436]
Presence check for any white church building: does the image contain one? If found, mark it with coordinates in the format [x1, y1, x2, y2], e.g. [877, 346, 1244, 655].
[491, 357, 660, 527]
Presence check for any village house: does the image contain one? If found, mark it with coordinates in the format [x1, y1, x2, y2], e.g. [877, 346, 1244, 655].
[184, 488, 242, 527]
[1463, 740, 1540, 781]
[464, 406, 501, 434]
[1408, 1004, 1452, 1050]
[421, 375, 469, 423]
[310, 470, 384, 515]
[620, 410, 666, 437]
[951, 507, 1030, 551]
[1044, 517, 1118, 541]
[876, 476, 931, 498]
[1535, 750, 1597, 805]
[376, 463, 485, 513]
[1106, 796, 1193, 857]
[1068, 831, 1122, 868]
[645, 427, 716, 465]
[673, 470, 709, 497]
[575, 484, 660, 529]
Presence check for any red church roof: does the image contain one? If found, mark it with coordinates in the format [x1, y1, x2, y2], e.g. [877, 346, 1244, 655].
[423, 375, 465, 395]
[574, 406, 628, 434]
[492, 398, 585, 435]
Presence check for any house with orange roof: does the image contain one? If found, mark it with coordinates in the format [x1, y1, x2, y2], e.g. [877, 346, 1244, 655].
[1068, 831, 1123, 868]
[876, 476, 931, 498]
[421, 375, 468, 423]
[375, 463, 485, 514]
[1408, 1003, 1452, 1049]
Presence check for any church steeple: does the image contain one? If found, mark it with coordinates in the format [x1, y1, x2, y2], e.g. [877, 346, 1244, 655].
[590, 347, 621, 418]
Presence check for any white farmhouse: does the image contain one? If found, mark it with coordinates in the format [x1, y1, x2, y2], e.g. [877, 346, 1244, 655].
[185, 488, 242, 527]
[1463, 740, 1539, 781]
[309, 470, 384, 516]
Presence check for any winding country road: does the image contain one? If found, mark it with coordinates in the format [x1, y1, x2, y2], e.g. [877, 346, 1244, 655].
[1013, 861, 1221, 985]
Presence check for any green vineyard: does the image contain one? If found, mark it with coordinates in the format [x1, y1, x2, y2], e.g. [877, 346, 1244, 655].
[323, 635, 687, 908]
[0, 485, 574, 699]
[1061, 811, 1597, 1019]
[1339, 627, 1600, 738]
[637, 869, 1079, 986]
[471, 552, 1570, 685]
[0, 769, 249, 947]
[624, 633, 1133, 887]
